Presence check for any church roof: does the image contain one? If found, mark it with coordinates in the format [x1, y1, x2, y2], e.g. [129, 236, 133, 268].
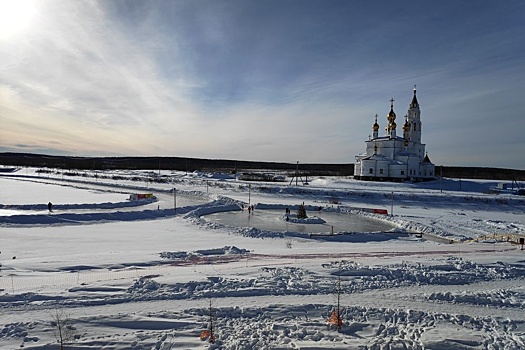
[390, 159, 407, 165]
[368, 136, 390, 141]
[396, 151, 418, 157]
[423, 153, 432, 163]
[367, 136, 406, 143]
[410, 85, 419, 108]
[362, 154, 390, 161]
[362, 154, 406, 166]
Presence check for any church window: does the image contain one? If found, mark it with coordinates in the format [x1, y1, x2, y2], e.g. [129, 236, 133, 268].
[401, 170, 405, 175]
[369, 168, 373, 174]
[413, 123, 416, 131]
[379, 169, 384, 174]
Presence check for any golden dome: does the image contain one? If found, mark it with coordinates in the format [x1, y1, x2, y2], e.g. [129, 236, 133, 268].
[387, 98, 396, 122]
[388, 109, 396, 119]
[390, 121, 397, 129]
[372, 114, 379, 131]
[403, 120, 410, 132]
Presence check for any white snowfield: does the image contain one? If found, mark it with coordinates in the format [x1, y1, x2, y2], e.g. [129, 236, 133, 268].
[0, 168, 524, 349]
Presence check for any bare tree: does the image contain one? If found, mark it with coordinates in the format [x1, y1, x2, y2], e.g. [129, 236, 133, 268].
[50, 309, 76, 350]
[199, 299, 216, 343]
[328, 266, 344, 332]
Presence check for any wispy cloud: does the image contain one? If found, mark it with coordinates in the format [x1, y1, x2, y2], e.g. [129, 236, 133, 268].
[1, 0, 524, 168]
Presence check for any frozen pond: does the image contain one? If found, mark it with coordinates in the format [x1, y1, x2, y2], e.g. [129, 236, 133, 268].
[203, 209, 396, 234]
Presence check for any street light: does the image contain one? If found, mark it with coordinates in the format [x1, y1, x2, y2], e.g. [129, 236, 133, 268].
[173, 188, 177, 212]
[391, 191, 394, 216]
[440, 165, 443, 193]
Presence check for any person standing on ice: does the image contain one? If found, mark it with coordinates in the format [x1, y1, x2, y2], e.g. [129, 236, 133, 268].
[48, 202, 52, 212]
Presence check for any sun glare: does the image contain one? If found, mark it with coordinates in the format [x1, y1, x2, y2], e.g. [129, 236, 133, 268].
[0, 0, 37, 40]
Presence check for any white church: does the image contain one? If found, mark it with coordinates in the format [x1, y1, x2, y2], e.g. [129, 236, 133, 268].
[354, 87, 435, 182]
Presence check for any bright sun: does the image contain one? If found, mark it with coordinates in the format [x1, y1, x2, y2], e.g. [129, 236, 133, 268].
[0, 0, 37, 40]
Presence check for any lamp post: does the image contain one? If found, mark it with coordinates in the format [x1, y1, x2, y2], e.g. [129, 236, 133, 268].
[391, 191, 394, 216]
[440, 165, 443, 193]
[173, 188, 177, 212]
[248, 184, 251, 207]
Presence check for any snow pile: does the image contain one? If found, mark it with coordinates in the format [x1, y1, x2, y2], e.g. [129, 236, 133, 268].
[280, 214, 326, 224]
[0, 197, 157, 211]
[127, 276, 162, 294]
[324, 257, 525, 289]
[427, 289, 525, 308]
[159, 246, 251, 260]
[0, 322, 38, 343]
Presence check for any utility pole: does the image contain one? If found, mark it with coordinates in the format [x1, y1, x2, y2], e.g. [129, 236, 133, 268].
[173, 188, 177, 212]
[289, 161, 303, 186]
[296, 161, 299, 186]
[208, 300, 215, 343]
[440, 165, 443, 193]
[336, 274, 341, 332]
[391, 191, 394, 216]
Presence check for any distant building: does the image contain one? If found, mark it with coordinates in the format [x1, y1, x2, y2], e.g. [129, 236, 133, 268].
[354, 87, 435, 181]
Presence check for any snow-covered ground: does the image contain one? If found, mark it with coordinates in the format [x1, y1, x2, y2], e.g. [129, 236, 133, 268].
[0, 168, 524, 349]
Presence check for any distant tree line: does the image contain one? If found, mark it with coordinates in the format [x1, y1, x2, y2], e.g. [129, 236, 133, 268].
[434, 165, 524, 181]
[0, 152, 523, 180]
[0, 152, 352, 176]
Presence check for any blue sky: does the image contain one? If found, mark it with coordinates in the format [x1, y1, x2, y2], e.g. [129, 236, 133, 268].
[1, 0, 524, 169]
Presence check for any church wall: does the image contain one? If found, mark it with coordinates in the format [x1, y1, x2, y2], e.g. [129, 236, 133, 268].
[360, 159, 390, 178]
[415, 144, 425, 160]
[407, 157, 420, 178]
[420, 163, 435, 178]
[389, 164, 408, 179]
[354, 162, 362, 176]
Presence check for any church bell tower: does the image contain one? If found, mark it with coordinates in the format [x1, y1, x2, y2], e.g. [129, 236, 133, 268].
[406, 85, 422, 144]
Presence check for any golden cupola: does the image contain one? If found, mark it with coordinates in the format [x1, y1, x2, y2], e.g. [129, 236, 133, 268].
[403, 115, 410, 132]
[387, 98, 396, 129]
[372, 114, 379, 132]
